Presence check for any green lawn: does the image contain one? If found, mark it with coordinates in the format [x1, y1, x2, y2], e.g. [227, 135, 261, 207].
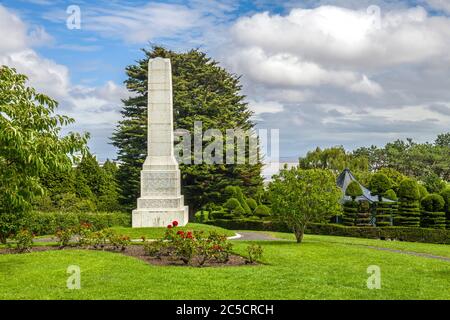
[262, 231, 450, 259]
[108, 223, 236, 239]
[1, 232, 449, 299]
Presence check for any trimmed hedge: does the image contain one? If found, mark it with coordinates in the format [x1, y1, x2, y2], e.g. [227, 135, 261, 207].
[206, 219, 450, 244]
[25, 211, 131, 236]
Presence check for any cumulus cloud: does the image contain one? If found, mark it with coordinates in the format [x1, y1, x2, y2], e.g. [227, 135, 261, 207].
[0, 4, 128, 159]
[214, 4, 450, 162]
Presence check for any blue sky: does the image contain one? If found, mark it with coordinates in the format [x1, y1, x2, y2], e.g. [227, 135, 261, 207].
[1, 0, 450, 165]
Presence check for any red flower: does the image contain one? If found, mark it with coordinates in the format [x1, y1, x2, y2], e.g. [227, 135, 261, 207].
[177, 230, 185, 236]
[186, 231, 193, 239]
[172, 220, 179, 227]
[167, 224, 173, 229]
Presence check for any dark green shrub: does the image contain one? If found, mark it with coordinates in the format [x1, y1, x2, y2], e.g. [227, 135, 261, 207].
[418, 185, 429, 200]
[384, 189, 398, 201]
[440, 188, 450, 229]
[342, 201, 358, 226]
[375, 202, 392, 227]
[396, 179, 421, 227]
[356, 201, 371, 226]
[224, 198, 244, 216]
[421, 194, 445, 212]
[246, 198, 258, 211]
[369, 173, 392, 201]
[254, 204, 271, 218]
[398, 179, 421, 201]
[346, 181, 363, 200]
[420, 194, 446, 229]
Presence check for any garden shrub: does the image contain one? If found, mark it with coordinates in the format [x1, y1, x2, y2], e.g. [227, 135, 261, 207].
[246, 244, 263, 264]
[254, 204, 271, 218]
[342, 201, 358, 226]
[396, 179, 421, 227]
[194, 210, 209, 223]
[356, 201, 371, 226]
[418, 185, 429, 200]
[420, 194, 446, 229]
[368, 173, 392, 201]
[375, 202, 393, 227]
[224, 198, 245, 217]
[346, 181, 363, 200]
[246, 198, 258, 211]
[14, 230, 34, 253]
[440, 187, 450, 229]
[55, 227, 76, 248]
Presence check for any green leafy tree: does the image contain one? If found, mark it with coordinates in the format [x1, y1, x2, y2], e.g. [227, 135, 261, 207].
[269, 168, 342, 243]
[422, 172, 447, 194]
[0, 66, 87, 242]
[111, 46, 263, 214]
[298, 146, 368, 174]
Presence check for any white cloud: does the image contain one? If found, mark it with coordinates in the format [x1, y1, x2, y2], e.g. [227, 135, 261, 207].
[0, 4, 128, 158]
[248, 100, 284, 115]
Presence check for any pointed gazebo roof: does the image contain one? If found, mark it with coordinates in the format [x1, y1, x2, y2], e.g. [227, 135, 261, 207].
[337, 168, 394, 203]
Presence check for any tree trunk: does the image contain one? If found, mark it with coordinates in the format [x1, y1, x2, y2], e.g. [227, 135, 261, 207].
[293, 225, 305, 243]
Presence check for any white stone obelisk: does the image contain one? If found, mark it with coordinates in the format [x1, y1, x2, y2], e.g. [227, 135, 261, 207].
[132, 58, 189, 227]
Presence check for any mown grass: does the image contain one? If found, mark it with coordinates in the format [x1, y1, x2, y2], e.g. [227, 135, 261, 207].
[259, 231, 450, 258]
[1, 234, 449, 299]
[108, 223, 236, 239]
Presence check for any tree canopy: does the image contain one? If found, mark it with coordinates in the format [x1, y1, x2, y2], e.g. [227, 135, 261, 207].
[269, 168, 342, 243]
[0, 66, 87, 241]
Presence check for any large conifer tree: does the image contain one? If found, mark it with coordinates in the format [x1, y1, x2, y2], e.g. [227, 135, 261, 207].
[111, 46, 263, 214]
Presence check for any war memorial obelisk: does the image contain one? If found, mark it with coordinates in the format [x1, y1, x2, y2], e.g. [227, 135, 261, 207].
[132, 58, 189, 227]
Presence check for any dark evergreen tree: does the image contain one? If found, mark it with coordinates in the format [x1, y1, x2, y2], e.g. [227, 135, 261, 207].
[440, 188, 450, 229]
[97, 160, 121, 212]
[111, 46, 263, 214]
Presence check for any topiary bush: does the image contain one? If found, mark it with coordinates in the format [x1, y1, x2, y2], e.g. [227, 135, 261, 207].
[375, 202, 392, 227]
[439, 187, 450, 229]
[342, 201, 358, 226]
[345, 181, 363, 201]
[369, 173, 392, 201]
[418, 184, 429, 200]
[420, 194, 446, 229]
[254, 204, 271, 219]
[223, 198, 245, 218]
[246, 198, 258, 211]
[395, 179, 421, 227]
[355, 201, 371, 226]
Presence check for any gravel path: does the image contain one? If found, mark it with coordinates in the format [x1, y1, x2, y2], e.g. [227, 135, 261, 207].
[364, 245, 450, 262]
